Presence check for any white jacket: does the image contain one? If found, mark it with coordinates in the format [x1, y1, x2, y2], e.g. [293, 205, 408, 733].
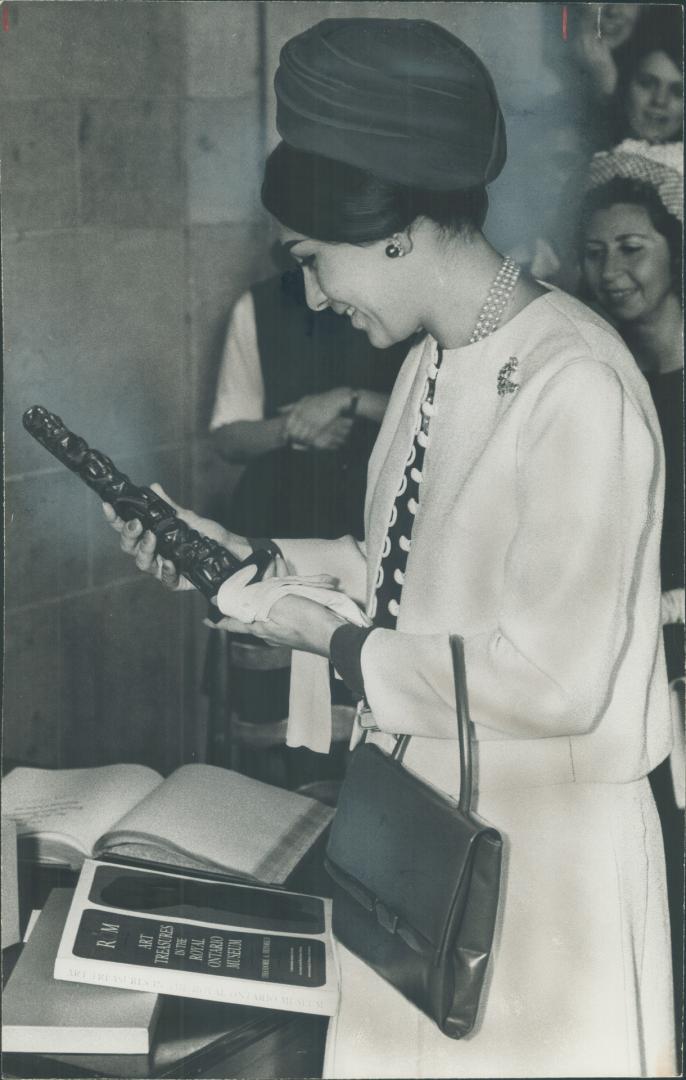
[279, 288, 671, 795]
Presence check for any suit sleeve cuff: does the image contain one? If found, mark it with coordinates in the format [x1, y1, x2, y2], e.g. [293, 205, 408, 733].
[330, 624, 376, 697]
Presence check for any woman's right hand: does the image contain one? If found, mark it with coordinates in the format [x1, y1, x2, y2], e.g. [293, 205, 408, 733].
[102, 483, 252, 591]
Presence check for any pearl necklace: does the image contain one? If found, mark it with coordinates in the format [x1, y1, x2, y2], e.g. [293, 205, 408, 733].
[469, 255, 520, 344]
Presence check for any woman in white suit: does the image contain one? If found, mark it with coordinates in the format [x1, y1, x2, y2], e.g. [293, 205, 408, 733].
[106, 19, 675, 1078]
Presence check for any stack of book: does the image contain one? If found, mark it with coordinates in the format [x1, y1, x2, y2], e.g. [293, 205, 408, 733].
[55, 858, 339, 1015]
[2, 763, 339, 1057]
[2, 888, 161, 1054]
[1, 816, 20, 949]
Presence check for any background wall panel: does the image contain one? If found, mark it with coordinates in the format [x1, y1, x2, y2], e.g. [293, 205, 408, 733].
[1, 1, 268, 772]
[2, 1, 550, 773]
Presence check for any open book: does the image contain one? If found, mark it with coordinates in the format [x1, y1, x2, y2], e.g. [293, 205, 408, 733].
[2, 764, 334, 885]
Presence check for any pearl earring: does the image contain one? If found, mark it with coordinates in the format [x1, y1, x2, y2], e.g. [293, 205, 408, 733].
[385, 234, 405, 259]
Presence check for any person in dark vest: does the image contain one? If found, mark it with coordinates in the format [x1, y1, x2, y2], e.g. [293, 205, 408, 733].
[206, 266, 409, 785]
[210, 267, 408, 541]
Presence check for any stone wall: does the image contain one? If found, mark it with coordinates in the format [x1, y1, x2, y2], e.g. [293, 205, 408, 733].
[1, 2, 272, 771]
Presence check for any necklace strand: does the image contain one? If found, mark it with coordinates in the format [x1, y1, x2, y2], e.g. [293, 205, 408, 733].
[469, 255, 520, 344]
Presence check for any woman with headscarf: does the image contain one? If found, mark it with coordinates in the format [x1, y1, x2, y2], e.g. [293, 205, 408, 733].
[521, 6, 682, 289]
[580, 143, 684, 1044]
[106, 19, 675, 1078]
[579, 146, 682, 663]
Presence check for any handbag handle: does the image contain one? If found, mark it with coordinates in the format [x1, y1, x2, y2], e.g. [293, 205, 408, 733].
[392, 634, 473, 814]
[450, 635, 473, 815]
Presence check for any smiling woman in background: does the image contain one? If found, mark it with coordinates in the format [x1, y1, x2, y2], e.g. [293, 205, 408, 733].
[580, 145, 684, 1043]
[623, 46, 683, 144]
[581, 150, 682, 367]
[105, 19, 676, 1077]
[613, 15, 683, 146]
[561, 4, 681, 145]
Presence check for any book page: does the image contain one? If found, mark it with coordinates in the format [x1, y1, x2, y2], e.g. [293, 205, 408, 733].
[1, 765, 163, 863]
[97, 763, 333, 883]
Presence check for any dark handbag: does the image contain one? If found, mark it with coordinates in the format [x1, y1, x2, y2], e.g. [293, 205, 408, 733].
[324, 635, 502, 1038]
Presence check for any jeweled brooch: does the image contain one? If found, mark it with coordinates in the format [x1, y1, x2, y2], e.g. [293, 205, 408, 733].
[497, 357, 519, 396]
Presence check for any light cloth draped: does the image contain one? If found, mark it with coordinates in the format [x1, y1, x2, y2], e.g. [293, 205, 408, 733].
[216, 570, 370, 752]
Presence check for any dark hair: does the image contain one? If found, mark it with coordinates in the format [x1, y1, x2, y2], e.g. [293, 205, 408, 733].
[261, 141, 488, 244]
[579, 177, 683, 290]
[613, 13, 684, 142]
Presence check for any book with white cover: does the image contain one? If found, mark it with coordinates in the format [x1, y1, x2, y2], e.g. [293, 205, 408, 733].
[2, 889, 160, 1054]
[55, 860, 339, 1017]
[2, 762, 333, 883]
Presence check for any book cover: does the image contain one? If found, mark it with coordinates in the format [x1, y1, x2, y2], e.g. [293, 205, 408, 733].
[1, 816, 20, 949]
[2, 889, 161, 1055]
[55, 859, 339, 1016]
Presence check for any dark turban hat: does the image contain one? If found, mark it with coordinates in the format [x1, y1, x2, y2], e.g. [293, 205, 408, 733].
[274, 18, 506, 191]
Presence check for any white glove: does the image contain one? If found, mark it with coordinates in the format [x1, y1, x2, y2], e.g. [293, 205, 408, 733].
[661, 588, 685, 626]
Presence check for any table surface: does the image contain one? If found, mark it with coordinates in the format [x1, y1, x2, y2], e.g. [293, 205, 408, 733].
[2, 1000, 328, 1079]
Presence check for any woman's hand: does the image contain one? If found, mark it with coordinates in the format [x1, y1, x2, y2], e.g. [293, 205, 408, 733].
[571, 9, 618, 96]
[206, 593, 345, 657]
[102, 483, 253, 591]
[280, 387, 355, 447]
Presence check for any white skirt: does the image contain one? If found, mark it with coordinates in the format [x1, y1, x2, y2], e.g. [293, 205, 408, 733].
[324, 775, 676, 1079]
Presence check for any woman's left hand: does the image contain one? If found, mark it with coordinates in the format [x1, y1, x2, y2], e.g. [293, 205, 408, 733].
[204, 593, 346, 657]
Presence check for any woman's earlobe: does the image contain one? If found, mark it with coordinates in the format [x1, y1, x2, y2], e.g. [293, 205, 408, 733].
[385, 233, 412, 259]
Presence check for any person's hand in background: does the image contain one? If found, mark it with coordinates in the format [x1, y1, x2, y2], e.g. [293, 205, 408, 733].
[570, 5, 620, 97]
[280, 387, 356, 447]
[310, 415, 355, 450]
